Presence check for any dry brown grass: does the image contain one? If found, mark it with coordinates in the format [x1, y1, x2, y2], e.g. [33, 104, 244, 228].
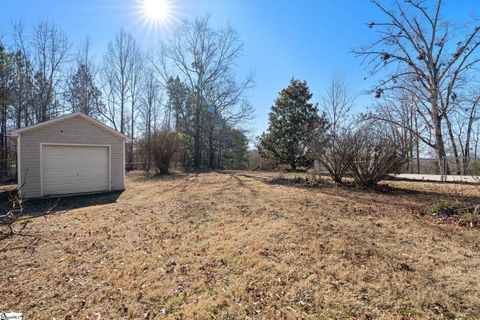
[1, 171, 479, 319]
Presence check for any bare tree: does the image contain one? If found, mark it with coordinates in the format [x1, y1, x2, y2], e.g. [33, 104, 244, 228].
[473, 123, 480, 159]
[139, 67, 163, 171]
[64, 38, 102, 117]
[30, 20, 70, 122]
[451, 90, 480, 173]
[0, 41, 16, 180]
[126, 47, 144, 166]
[316, 75, 354, 183]
[368, 91, 424, 173]
[154, 16, 253, 169]
[101, 29, 139, 134]
[204, 75, 253, 168]
[11, 20, 34, 128]
[321, 74, 353, 137]
[355, 0, 480, 175]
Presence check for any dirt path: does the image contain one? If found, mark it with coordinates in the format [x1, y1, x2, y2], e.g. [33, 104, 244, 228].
[1, 171, 479, 319]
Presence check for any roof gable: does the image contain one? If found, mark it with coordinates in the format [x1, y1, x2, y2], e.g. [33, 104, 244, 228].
[9, 112, 131, 141]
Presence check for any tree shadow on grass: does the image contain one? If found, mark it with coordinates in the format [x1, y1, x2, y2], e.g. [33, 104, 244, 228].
[127, 171, 189, 182]
[0, 235, 39, 253]
[216, 172, 260, 196]
[230, 172, 324, 190]
[0, 190, 123, 220]
[0, 190, 124, 243]
[231, 172, 480, 207]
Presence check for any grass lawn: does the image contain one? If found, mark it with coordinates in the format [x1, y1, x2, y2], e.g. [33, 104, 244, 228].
[1, 171, 479, 319]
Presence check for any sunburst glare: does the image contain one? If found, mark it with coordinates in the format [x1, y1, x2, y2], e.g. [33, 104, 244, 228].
[135, 0, 177, 30]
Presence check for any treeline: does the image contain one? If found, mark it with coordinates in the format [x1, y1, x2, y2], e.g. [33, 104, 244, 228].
[258, 0, 480, 178]
[355, 0, 480, 175]
[257, 77, 410, 187]
[0, 16, 252, 178]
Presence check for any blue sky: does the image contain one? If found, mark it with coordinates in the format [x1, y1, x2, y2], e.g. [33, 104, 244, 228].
[1, 0, 479, 138]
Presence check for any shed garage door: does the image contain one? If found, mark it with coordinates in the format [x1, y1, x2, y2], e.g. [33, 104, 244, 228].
[42, 145, 110, 196]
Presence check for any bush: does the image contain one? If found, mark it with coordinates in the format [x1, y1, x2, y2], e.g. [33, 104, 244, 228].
[314, 130, 350, 183]
[458, 206, 480, 227]
[430, 199, 455, 216]
[151, 129, 178, 174]
[345, 126, 407, 187]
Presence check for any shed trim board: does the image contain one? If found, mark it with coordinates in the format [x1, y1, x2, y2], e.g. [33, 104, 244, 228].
[40, 143, 112, 197]
[17, 134, 21, 196]
[123, 140, 126, 187]
[9, 112, 131, 142]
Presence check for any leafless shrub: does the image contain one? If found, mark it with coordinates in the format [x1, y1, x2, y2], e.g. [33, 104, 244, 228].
[0, 192, 26, 237]
[0, 188, 59, 237]
[345, 125, 408, 187]
[151, 129, 178, 174]
[312, 74, 354, 183]
[314, 130, 350, 184]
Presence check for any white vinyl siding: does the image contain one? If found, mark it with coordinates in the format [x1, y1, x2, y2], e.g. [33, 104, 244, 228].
[42, 145, 110, 196]
[18, 116, 125, 198]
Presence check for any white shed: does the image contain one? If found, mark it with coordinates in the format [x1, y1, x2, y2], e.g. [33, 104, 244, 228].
[9, 112, 130, 199]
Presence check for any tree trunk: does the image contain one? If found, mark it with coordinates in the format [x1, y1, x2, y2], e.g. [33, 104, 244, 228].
[0, 104, 7, 180]
[120, 84, 125, 134]
[207, 125, 215, 169]
[445, 116, 462, 174]
[129, 100, 135, 169]
[15, 104, 21, 129]
[431, 94, 449, 175]
[463, 102, 478, 174]
[193, 99, 202, 169]
[414, 114, 420, 174]
[291, 162, 296, 171]
[433, 125, 448, 176]
[474, 138, 478, 160]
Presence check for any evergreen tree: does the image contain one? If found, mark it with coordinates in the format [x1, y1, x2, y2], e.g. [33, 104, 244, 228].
[11, 51, 34, 128]
[0, 44, 14, 108]
[218, 127, 249, 170]
[0, 44, 15, 178]
[258, 78, 326, 170]
[64, 64, 102, 117]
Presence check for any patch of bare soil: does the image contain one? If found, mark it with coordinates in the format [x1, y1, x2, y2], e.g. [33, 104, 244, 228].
[1, 171, 479, 319]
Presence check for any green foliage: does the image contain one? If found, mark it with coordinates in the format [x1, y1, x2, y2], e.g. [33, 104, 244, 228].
[246, 149, 260, 170]
[222, 128, 249, 170]
[13, 216, 33, 225]
[467, 160, 480, 175]
[258, 78, 328, 170]
[459, 210, 480, 224]
[0, 43, 15, 106]
[161, 18, 252, 170]
[430, 199, 455, 216]
[64, 63, 103, 117]
[165, 76, 250, 170]
[400, 304, 416, 317]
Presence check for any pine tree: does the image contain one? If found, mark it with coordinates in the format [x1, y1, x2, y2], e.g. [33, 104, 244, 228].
[258, 78, 326, 170]
[222, 128, 249, 169]
[0, 44, 15, 178]
[65, 64, 102, 117]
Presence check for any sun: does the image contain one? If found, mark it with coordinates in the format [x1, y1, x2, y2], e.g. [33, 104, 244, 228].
[137, 0, 175, 28]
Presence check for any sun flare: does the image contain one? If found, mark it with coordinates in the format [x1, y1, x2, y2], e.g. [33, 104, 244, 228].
[137, 0, 175, 28]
